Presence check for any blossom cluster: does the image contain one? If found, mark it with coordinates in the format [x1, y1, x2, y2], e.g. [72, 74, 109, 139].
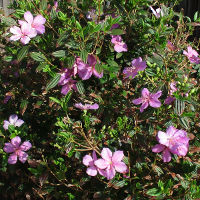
[10, 11, 46, 44]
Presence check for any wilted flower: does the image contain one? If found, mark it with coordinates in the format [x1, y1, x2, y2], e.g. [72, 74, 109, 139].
[83, 151, 105, 176]
[183, 46, 200, 64]
[150, 6, 163, 18]
[3, 95, 12, 104]
[167, 41, 176, 51]
[3, 114, 24, 130]
[4, 136, 32, 164]
[111, 35, 128, 53]
[123, 57, 147, 79]
[78, 55, 103, 80]
[152, 126, 189, 162]
[94, 148, 128, 180]
[10, 23, 37, 44]
[74, 103, 99, 110]
[132, 88, 162, 112]
[19, 11, 46, 34]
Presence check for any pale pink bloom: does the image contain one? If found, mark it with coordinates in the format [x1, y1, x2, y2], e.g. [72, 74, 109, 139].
[83, 151, 105, 176]
[10, 23, 37, 44]
[152, 126, 189, 162]
[183, 46, 200, 64]
[132, 88, 162, 112]
[19, 11, 46, 34]
[3, 114, 24, 130]
[4, 136, 32, 164]
[150, 6, 163, 18]
[111, 35, 127, 53]
[123, 57, 147, 79]
[94, 148, 128, 180]
[78, 55, 103, 80]
[74, 103, 99, 110]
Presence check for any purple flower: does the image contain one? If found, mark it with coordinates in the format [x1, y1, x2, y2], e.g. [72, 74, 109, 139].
[3, 114, 24, 130]
[111, 35, 128, 53]
[4, 136, 32, 164]
[123, 57, 147, 79]
[150, 6, 163, 18]
[152, 126, 189, 162]
[94, 148, 128, 180]
[83, 151, 105, 176]
[164, 82, 177, 105]
[183, 46, 200, 64]
[3, 95, 12, 104]
[132, 88, 162, 112]
[74, 103, 99, 110]
[78, 55, 103, 80]
[59, 78, 77, 95]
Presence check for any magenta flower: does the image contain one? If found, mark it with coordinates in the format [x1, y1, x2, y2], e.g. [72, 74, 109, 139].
[150, 6, 163, 18]
[78, 55, 103, 80]
[83, 151, 105, 176]
[10, 23, 37, 44]
[152, 126, 189, 162]
[183, 46, 200, 64]
[132, 88, 162, 112]
[19, 11, 46, 34]
[74, 103, 99, 110]
[123, 57, 147, 79]
[4, 136, 32, 164]
[59, 78, 77, 95]
[164, 82, 177, 105]
[111, 35, 128, 53]
[3, 114, 24, 130]
[94, 148, 128, 180]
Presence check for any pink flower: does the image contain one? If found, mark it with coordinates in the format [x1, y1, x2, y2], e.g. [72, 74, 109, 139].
[78, 55, 103, 80]
[83, 151, 105, 176]
[3, 114, 24, 130]
[150, 6, 163, 18]
[74, 103, 99, 110]
[19, 11, 46, 34]
[132, 88, 162, 112]
[111, 35, 128, 53]
[94, 148, 128, 180]
[152, 126, 189, 162]
[10, 23, 37, 44]
[4, 136, 32, 164]
[123, 57, 147, 79]
[183, 46, 200, 64]
[164, 82, 177, 105]
[59, 78, 77, 95]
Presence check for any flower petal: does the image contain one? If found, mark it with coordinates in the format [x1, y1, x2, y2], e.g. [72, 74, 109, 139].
[141, 88, 150, 98]
[15, 119, 24, 127]
[87, 55, 96, 66]
[105, 166, 116, 180]
[8, 153, 18, 164]
[10, 26, 21, 35]
[149, 98, 161, 108]
[157, 131, 169, 146]
[86, 166, 98, 176]
[9, 114, 18, 124]
[101, 148, 112, 161]
[140, 101, 149, 112]
[3, 120, 10, 130]
[20, 36, 31, 45]
[94, 159, 109, 169]
[132, 98, 142, 105]
[24, 11, 34, 24]
[33, 15, 46, 25]
[152, 144, 165, 153]
[114, 161, 127, 173]
[3, 143, 15, 153]
[11, 136, 21, 148]
[166, 126, 177, 137]
[78, 67, 92, 80]
[162, 148, 171, 162]
[112, 151, 124, 163]
[18, 151, 28, 163]
[20, 141, 32, 151]
[83, 155, 93, 166]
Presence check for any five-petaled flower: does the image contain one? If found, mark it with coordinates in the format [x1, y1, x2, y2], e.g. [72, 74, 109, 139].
[111, 35, 128, 53]
[152, 126, 189, 162]
[132, 88, 162, 112]
[94, 148, 128, 180]
[3, 114, 24, 130]
[123, 57, 147, 79]
[74, 103, 99, 110]
[183, 46, 200, 64]
[4, 136, 32, 164]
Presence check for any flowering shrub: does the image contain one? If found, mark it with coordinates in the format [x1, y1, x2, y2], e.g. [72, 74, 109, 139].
[1, 0, 200, 199]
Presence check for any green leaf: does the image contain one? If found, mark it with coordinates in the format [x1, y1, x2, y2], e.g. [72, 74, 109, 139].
[76, 81, 85, 94]
[95, 63, 103, 74]
[49, 97, 61, 104]
[175, 99, 185, 116]
[146, 188, 161, 196]
[57, 31, 69, 46]
[30, 52, 46, 62]
[52, 50, 66, 57]
[111, 29, 124, 35]
[80, 50, 88, 63]
[194, 11, 198, 21]
[1, 16, 17, 26]
[4, 56, 13, 62]
[40, 0, 47, 10]
[46, 74, 61, 91]
[76, 21, 82, 30]
[36, 63, 48, 72]
[17, 46, 29, 61]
